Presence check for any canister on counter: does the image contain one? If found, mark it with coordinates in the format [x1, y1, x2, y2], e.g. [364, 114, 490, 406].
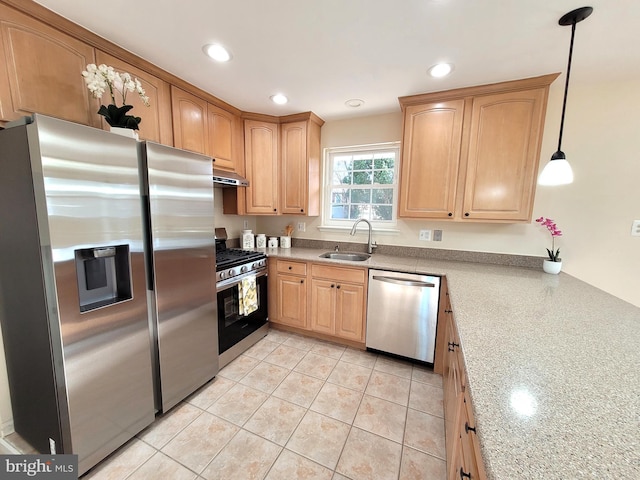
[268, 237, 278, 248]
[280, 236, 291, 248]
[242, 229, 255, 249]
[256, 233, 266, 248]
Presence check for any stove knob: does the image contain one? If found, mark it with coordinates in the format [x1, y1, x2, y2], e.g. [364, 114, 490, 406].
[228, 269, 235, 278]
[219, 271, 226, 280]
[240, 265, 248, 273]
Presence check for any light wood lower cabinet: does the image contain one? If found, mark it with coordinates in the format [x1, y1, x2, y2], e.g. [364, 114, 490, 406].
[269, 260, 367, 345]
[443, 287, 487, 480]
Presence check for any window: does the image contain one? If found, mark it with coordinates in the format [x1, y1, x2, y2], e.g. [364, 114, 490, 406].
[323, 143, 400, 227]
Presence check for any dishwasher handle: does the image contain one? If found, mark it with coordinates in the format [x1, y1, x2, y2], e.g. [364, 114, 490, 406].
[371, 275, 435, 288]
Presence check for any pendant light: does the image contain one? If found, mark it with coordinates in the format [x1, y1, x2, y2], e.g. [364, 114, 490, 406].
[538, 6, 593, 186]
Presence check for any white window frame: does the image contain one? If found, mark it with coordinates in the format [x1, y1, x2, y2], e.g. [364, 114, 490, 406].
[320, 142, 400, 233]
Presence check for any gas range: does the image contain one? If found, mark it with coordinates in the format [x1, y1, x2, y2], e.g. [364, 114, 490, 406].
[215, 228, 267, 285]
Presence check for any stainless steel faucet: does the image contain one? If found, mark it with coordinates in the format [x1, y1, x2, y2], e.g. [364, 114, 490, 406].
[350, 218, 377, 254]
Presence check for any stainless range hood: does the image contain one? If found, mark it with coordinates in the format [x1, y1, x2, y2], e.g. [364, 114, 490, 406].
[213, 168, 249, 187]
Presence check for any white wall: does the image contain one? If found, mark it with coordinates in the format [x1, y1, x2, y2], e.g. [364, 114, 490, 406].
[254, 79, 640, 307]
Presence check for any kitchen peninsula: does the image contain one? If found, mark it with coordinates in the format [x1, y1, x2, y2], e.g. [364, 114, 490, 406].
[265, 246, 640, 479]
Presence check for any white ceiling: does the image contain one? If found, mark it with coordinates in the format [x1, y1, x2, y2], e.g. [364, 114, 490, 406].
[34, 0, 640, 121]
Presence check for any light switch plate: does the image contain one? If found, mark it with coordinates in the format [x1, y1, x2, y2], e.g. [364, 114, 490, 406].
[297, 222, 306, 232]
[419, 229, 431, 241]
[243, 220, 249, 229]
[433, 229, 443, 241]
[632, 220, 640, 236]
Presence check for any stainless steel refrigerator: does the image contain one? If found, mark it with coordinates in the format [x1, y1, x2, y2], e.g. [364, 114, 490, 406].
[0, 115, 218, 475]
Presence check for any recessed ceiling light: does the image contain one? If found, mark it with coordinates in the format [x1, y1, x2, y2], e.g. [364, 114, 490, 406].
[428, 63, 454, 78]
[345, 99, 364, 108]
[270, 94, 288, 105]
[203, 44, 232, 62]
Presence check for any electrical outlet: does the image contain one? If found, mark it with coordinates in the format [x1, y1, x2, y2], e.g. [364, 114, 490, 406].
[243, 220, 249, 229]
[419, 229, 431, 241]
[632, 220, 640, 237]
[433, 229, 443, 241]
[297, 222, 306, 232]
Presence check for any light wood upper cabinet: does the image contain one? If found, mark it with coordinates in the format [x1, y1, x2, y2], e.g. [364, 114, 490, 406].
[280, 116, 322, 216]
[207, 103, 236, 171]
[398, 74, 558, 222]
[95, 51, 172, 145]
[0, 3, 98, 127]
[171, 86, 208, 155]
[399, 100, 464, 218]
[244, 119, 279, 214]
[462, 89, 544, 221]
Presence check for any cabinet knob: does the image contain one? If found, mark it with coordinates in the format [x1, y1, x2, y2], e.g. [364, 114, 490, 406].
[448, 212, 453, 217]
[300, 279, 304, 284]
[273, 209, 277, 212]
[336, 285, 341, 289]
[300, 209, 304, 213]
[448, 341, 459, 352]
[330, 284, 335, 288]
[444, 309, 452, 314]
[464, 212, 470, 217]
[288, 266, 292, 270]
[465, 422, 476, 434]
[459, 468, 471, 479]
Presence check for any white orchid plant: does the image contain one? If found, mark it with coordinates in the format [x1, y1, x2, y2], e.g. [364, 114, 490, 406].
[82, 64, 150, 130]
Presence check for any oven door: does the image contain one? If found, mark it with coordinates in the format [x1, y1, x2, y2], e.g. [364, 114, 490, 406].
[217, 269, 268, 354]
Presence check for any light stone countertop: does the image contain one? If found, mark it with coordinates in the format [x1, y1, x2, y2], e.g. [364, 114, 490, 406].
[264, 246, 640, 479]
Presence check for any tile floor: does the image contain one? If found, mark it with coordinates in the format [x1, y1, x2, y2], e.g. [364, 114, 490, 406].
[4, 329, 447, 480]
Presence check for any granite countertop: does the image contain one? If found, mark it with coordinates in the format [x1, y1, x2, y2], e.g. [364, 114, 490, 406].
[264, 246, 640, 479]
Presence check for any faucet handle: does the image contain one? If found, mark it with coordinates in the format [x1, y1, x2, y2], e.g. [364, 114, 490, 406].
[334, 245, 339, 252]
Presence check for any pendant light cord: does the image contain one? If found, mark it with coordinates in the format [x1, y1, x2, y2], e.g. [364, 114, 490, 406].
[557, 21, 577, 152]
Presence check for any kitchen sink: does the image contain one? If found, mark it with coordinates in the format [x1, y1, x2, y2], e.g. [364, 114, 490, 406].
[319, 252, 371, 261]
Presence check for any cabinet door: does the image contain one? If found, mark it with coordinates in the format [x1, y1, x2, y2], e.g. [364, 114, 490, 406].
[275, 274, 307, 329]
[462, 88, 544, 221]
[280, 121, 308, 215]
[0, 4, 98, 126]
[207, 103, 235, 171]
[96, 51, 172, 145]
[399, 100, 464, 218]
[244, 120, 279, 214]
[171, 86, 208, 155]
[310, 278, 336, 335]
[335, 283, 365, 341]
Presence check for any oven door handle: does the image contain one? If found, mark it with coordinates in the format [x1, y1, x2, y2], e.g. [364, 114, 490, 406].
[217, 268, 267, 292]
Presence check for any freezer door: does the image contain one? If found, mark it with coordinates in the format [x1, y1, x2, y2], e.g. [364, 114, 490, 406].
[366, 269, 441, 363]
[32, 115, 155, 475]
[142, 142, 218, 412]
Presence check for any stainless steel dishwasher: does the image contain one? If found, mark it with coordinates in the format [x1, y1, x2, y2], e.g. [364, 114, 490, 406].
[366, 269, 441, 363]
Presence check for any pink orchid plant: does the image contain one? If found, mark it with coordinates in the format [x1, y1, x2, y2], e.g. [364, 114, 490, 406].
[536, 217, 562, 262]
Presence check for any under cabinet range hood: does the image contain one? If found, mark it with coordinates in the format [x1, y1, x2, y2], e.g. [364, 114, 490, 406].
[212, 168, 249, 187]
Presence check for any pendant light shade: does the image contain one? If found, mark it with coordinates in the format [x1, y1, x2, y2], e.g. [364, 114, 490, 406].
[538, 6, 593, 186]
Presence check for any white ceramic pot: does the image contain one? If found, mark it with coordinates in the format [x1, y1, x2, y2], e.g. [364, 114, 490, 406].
[110, 126, 139, 140]
[543, 259, 562, 275]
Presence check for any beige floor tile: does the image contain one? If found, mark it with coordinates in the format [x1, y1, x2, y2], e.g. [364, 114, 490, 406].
[218, 354, 260, 381]
[138, 402, 202, 449]
[411, 366, 443, 387]
[3, 433, 36, 454]
[403, 409, 446, 459]
[244, 338, 281, 360]
[186, 376, 236, 410]
[326, 360, 372, 392]
[240, 362, 290, 393]
[336, 427, 402, 480]
[200, 429, 281, 480]
[207, 383, 269, 426]
[399, 446, 447, 480]
[283, 334, 320, 351]
[0, 440, 17, 454]
[311, 341, 346, 359]
[286, 411, 350, 470]
[353, 395, 407, 443]
[408, 381, 444, 417]
[128, 452, 197, 480]
[161, 412, 238, 473]
[294, 352, 338, 380]
[265, 449, 333, 480]
[272, 371, 324, 408]
[265, 329, 292, 344]
[264, 344, 308, 369]
[244, 397, 307, 446]
[365, 370, 411, 406]
[340, 348, 378, 368]
[310, 382, 363, 424]
[84, 438, 155, 480]
[374, 356, 413, 379]
[331, 473, 351, 480]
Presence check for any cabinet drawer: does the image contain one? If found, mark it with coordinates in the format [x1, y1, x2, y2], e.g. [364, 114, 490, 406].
[276, 260, 307, 276]
[311, 263, 365, 284]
